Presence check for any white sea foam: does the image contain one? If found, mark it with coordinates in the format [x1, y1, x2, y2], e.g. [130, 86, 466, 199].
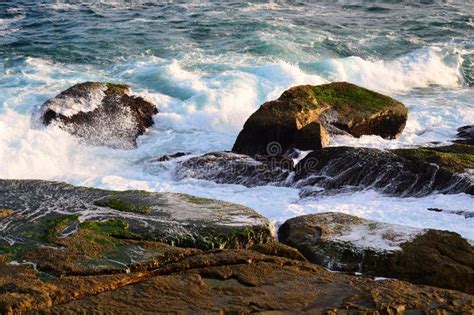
[0, 49, 472, 241]
[321, 47, 464, 94]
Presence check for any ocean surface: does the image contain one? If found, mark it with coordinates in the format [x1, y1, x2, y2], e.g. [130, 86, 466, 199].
[1, 1, 473, 238]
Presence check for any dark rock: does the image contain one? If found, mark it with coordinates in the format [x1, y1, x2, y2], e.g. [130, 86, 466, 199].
[40, 82, 158, 149]
[455, 125, 474, 145]
[295, 145, 473, 197]
[278, 212, 474, 294]
[232, 82, 408, 156]
[150, 152, 191, 162]
[175, 151, 293, 187]
[427, 207, 474, 218]
[0, 179, 274, 254]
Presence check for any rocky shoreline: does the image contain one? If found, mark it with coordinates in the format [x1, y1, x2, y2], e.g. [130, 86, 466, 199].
[0, 82, 472, 313]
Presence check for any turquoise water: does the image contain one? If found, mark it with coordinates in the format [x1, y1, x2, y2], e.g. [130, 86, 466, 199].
[0, 1, 473, 238]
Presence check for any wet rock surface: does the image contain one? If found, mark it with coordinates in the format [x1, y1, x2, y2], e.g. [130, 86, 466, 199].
[175, 151, 294, 187]
[278, 212, 474, 294]
[1, 247, 473, 314]
[40, 82, 158, 149]
[176, 144, 473, 197]
[455, 125, 474, 145]
[295, 145, 474, 197]
[0, 179, 274, 253]
[232, 82, 408, 156]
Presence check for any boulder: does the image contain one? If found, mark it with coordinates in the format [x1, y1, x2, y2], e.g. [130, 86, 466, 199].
[0, 179, 274, 252]
[232, 82, 408, 156]
[2, 247, 473, 314]
[295, 144, 473, 197]
[278, 212, 474, 294]
[41, 82, 158, 149]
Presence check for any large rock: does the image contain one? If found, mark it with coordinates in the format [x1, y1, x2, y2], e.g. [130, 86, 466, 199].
[0, 179, 274, 253]
[40, 82, 158, 149]
[232, 82, 408, 156]
[295, 144, 473, 197]
[1, 247, 473, 314]
[278, 212, 474, 294]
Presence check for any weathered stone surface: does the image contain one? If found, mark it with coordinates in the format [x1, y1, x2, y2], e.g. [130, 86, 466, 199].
[2, 249, 472, 314]
[175, 151, 293, 187]
[232, 82, 408, 156]
[295, 145, 473, 197]
[278, 212, 474, 294]
[0, 179, 274, 254]
[40, 82, 158, 149]
[177, 145, 473, 197]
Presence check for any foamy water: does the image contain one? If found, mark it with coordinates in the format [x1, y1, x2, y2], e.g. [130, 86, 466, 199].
[0, 1, 473, 239]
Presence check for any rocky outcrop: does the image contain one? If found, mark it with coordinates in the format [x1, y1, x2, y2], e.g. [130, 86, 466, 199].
[40, 82, 158, 149]
[295, 144, 474, 197]
[0, 179, 274, 252]
[232, 82, 408, 156]
[176, 144, 473, 197]
[278, 212, 474, 294]
[2, 245, 473, 314]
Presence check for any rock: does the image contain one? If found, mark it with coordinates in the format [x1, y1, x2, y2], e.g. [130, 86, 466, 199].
[150, 152, 191, 162]
[427, 207, 474, 218]
[0, 179, 274, 253]
[232, 82, 408, 156]
[455, 125, 474, 145]
[175, 151, 293, 187]
[295, 145, 473, 197]
[278, 212, 474, 294]
[176, 145, 472, 197]
[40, 82, 158, 149]
[2, 248, 473, 314]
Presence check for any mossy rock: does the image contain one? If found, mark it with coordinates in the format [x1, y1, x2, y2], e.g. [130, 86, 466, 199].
[233, 82, 407, 156]
[94, 196, 151, 214]
[393, 144, 474, 173]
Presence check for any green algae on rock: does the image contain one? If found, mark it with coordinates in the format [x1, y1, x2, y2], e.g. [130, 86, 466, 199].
[232, 82, 408, 156]
[0, 179, 274, 259]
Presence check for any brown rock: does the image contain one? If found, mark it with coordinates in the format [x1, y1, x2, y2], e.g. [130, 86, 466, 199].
[1, 249, 468, 314]
[232, 82, 408, 156]
[278, 212, 474, 294]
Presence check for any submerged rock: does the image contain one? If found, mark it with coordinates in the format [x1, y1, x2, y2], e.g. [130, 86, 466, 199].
[278, 212, 474, 294]
[2, 247, 473, 314]
[295, 145, 473, 197]
[455, 125, 474, 145]
[0, 179, 274, 255]
[232, 82, 408, 156]
[40, 82, 158, 149]
[175, 151, 293, 187]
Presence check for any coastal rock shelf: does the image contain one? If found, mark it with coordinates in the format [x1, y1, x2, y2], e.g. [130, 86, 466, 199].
[0, 179, 274, 254]
[1, 232, 473, 313]
[278, 212, 474, 294]
[40, 82, 158, 149]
